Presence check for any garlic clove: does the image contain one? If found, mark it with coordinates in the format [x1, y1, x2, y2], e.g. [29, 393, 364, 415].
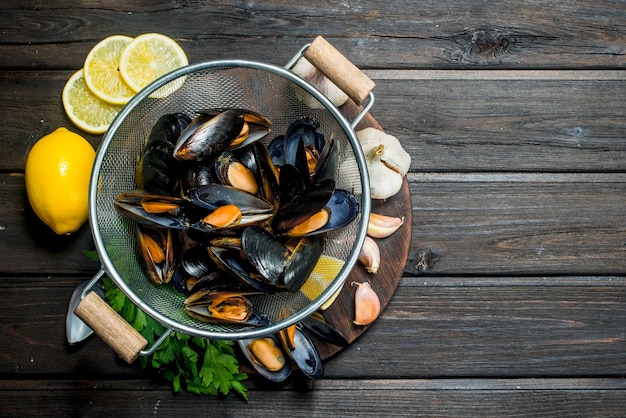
[359, 235, 380, 273]
[368, 213, 404, 238]
[292, 57, 349, 108]
[357, 127, 411, 199]
[352, 281, 381, 326]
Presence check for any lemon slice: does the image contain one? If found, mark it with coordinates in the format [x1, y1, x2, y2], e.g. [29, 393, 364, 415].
[83, 35, 136, 105]
[119, 33, 188, 98]
[300, 255, 346, 310]
[62, 69, 123, 135]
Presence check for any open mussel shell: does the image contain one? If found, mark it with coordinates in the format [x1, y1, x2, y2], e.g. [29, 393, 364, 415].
[282, 117, 325, 168]
[135, 224, 176, 285]
[184, 289, 261, 325]
[272, 170, 335, 234]
[238, 335, 292, 382]
[268, 117, 332, 183]
[174, 109, 244, 161]
[279, 324, 324, 380]
[284, 188, 359, 237]
[114, 190, 190, 230]
[174, 108, 272, 162]
[202, 108, 273, 151]
[209, 246, 283, 293]
[213, 151, 259, 195]
[313, 137, 339, 184]
[187, 183, 273, 214]
[199, 107, 273, 128]
[249, 141, 280, 205]
[282, 234, 324, 292]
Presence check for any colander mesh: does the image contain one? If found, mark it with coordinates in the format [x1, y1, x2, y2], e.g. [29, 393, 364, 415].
[94, 63, 365, 337]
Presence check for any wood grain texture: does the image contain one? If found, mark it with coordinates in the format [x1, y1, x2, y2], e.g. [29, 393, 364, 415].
[2, 2, 626, 415]
[1, 378, 626, 417]
[1, 277, 624, 378]
[1, 1, 626, 70]
[3, 70, 626, 173]
[2, 172, 623, 276]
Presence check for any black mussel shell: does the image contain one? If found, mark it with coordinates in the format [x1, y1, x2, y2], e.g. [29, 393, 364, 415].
[180, 245, 216, 278]
[174, 109, 244, 161]
[319, 189, 359, 233]
[184, 289, 259, 325]
[241, 227, 289, 286]
[135, 223, 176, 285]
[209, 246, 282, 293]
[313, 137, 339, 184]
[239, 335, 292, 382]
[199, 108, 272, 128]
[283, 324, 324, 380]
[284, 188, 359, 237]
[187, 184, 273, 214]
[170, 264, 189, 294]
[187, 271, 240, 294]
[114, 190, 190, 230]
[282, 235, 324, 292]
[284, 117, 325, 163]
[136, 113, 191, 195]
[180, 161, 214, 194]
[213, 151, 259, 195]
[267, 134, 286, 167]
[272, 173, 335, 234]
[250, 141, 281, 205]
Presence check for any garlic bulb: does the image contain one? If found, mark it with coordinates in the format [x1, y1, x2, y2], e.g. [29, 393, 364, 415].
[291, 57, 349, 108]
[356, 127, 411, 200]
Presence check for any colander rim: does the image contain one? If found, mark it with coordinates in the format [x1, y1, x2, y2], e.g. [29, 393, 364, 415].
[88, 58, 371, 340]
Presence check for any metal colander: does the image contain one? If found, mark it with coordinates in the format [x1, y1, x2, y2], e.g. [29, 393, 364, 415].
[89, 45, 372, 341]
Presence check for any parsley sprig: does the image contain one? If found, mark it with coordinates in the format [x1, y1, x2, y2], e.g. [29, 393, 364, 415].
[87, 251, 248, 399]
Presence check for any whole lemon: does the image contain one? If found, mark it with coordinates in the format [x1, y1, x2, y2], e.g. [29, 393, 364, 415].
[25, 127, 96, 235]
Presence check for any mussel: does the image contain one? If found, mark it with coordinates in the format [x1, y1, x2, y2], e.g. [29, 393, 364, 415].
[174, 109, 271, 162]
[135, 224, 176, 285]
[241, 226, 324, 292]
[114, 190, 191, 230]
[283, 189, 359, 237]
[214, 151, 259, 195]
[183, 289, 258, 325]
[238, 335, 292, 382]
[208, 246, 281, 293]
[278, 321, 324, 380]
[136, 113, 191, 195]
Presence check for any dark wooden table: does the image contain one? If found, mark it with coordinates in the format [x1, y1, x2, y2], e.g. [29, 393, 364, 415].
[2, 1, 625, 416]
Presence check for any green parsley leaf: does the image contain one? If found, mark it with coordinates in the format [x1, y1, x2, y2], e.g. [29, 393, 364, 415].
[100, 275, 248, 399]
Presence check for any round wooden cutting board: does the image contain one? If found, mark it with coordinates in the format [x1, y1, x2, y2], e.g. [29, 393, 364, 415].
[312, 100, 413, 361]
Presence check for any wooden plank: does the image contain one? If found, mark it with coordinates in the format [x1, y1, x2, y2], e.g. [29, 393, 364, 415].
[325, 278, 626, 378]
[0, 173, 100, 275]
[1, 276, 624, 377]
[3, 71, 626, 173]
[404, 175, 626, 276]
[0, 378, 625, 416]
[1, 1, 626, 69]
[2, 172, 624, 275]
[368, 75, 626, 172]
